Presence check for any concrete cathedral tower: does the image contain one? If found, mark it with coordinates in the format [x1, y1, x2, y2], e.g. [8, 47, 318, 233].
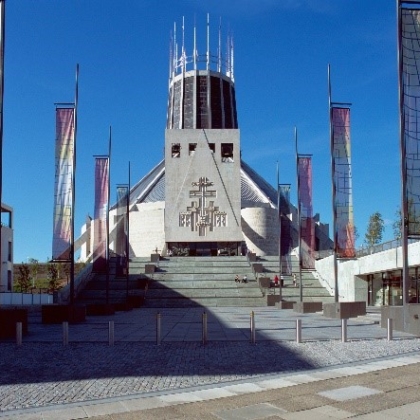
[164, 15, 243, 256]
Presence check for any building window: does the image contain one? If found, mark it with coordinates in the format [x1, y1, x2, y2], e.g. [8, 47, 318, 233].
[208, 143, 215, 153]
[189, 143, 197, 156]
[7, 241, 12, 262]
[171, 143, 181, 158]
[221, 143, 233, 162]
[7, 270, 12, 291]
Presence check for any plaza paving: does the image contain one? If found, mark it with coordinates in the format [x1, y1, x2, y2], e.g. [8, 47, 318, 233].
[1, 307, 420, 419]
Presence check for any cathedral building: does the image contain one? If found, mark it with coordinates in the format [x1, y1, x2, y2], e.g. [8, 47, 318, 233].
[81, 17, 331, 261]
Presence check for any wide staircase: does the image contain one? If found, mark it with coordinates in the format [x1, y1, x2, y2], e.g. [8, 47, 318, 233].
[257, 255, 335, 303]
[139, 256, 265, 308]
[75, 258, 150, 309]
[75, 255, 335, 308]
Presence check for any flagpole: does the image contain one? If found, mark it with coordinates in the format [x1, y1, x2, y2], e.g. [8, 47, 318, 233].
[328, 64, 339, 303]
[126, 162, 131, 300]
[70, 64, 79, 305]
[106, 127, 111, 305]
[397, 1, 409, 329]
[295, 127, 303, 303]
[277, 161, 282, 300]
[0, 0, 5, 288]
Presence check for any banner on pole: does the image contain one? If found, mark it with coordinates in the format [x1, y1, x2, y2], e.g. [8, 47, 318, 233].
[401, 8, 420, 236]
[93, 157, 109, 271]
[52, 108, 74, 260]
[332, 107, 355, 258]
[279, 184, 292, 275]
[115, 186, 128, 275]
[297, 156, 315, 269]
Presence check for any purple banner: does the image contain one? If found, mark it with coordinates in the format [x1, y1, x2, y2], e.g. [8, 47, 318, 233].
[93, 157, 109, 271]
[332, 107, 355, 258]
[297, 156, 315, 269]
[52, 108, 74, 260]
[279, 184, 292, 275]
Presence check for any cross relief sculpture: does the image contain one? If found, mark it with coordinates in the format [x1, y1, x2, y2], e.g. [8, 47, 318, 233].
[179, 176, 227, 236]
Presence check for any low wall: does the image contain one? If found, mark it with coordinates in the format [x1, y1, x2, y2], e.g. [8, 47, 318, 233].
[0, 292, 53, 305]
[381, 304, 420, 336]
[293, 301, 323, 313]
[323, 301, 366, 319]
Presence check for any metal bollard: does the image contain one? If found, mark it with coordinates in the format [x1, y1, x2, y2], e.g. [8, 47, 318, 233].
[16, 322, 22, 346]
[296, 319, 302, 343]
[250, 311, 256, 344]
[341, 318, 348, 343]
[202, 312, 208, 345]
[387, 318, 393, 341]
[63, 321, 69, 346]
[156, 312, 161, 345]
[108, 321, 115, 346]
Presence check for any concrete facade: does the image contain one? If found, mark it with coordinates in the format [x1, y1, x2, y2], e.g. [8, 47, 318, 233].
[315, 241, 420, 303]
[1, 203, 13, 291]
[165, 129, 242, 245]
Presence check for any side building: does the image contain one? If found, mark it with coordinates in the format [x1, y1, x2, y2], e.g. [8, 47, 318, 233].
[1, 203, 13, 291]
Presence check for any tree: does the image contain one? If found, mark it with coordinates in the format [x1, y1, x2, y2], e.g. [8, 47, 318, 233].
[28, 258, 39, 288]
[48, 262, 60, 292]
[393, 206, 402, 240]
[16, 264, 31, 293]
[364, 212, 385, 248]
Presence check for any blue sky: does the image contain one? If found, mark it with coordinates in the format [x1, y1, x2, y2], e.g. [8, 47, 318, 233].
[3, 0, 399, 263]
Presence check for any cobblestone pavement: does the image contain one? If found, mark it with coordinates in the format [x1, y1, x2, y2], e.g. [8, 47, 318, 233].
[1, 307, 419, 418]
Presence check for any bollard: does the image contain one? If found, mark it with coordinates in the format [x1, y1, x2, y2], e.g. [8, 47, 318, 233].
[387, 318, 393, 341]
[156, 312, 161, 345]
[341, 318, 347, 343]
[202, 312, 208, 345]
[63, 321, 69, 346]
[250, 311, 256, 344]
[16, 322, 22, 346]
[108, 321, 115, 346]
[296, 319, 302, 343]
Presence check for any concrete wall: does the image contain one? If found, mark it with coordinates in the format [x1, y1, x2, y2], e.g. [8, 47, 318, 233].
[315, 241, 420, 302]
[241, 206, 279, 256]
[1, 203, 13, 291]
[129, 202, 165, 257]
[164, 129, 243, 243]
[0, 293, 53, 305]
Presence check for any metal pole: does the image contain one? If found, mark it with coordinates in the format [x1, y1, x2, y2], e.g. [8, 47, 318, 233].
[295, 128, 303, 303]
[397, 0, 409, 332]
[156, 312, 161, 345]
[277, 163, 282, 301]
[63, 321, 69, 346]
[329, 64, 339, 303]
[70, 64, 79, 305]
[16, 322, 22, 346]
[202, 311, 208, 345]
[106, 132, 111, 305]
[108, 320, 114, 346]
[341, 318, 347, 343]
[0, 0, 5, 288]
[250, 311, 256, 344]
[296, 319, 302, 343]
[387, 318, 393, 341]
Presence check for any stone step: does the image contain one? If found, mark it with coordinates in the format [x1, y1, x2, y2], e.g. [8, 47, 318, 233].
[145, 288, 263, 299]
[143, 296, 268, 308]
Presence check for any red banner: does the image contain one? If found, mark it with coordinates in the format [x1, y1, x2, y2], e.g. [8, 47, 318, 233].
[332, 107, 355, 258]
[93, 157, 109, 271]
[297, 156, 315, 269]
[52, 108, 74, 260]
